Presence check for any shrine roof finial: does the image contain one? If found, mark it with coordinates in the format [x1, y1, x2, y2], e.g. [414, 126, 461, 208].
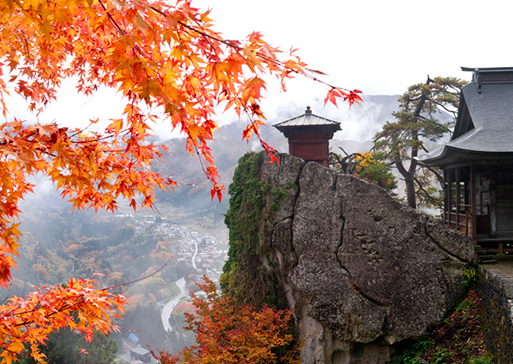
[273, 106, 341, 130]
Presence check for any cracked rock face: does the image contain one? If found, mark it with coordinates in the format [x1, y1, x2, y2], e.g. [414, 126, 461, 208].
[256, 152, 475, 364]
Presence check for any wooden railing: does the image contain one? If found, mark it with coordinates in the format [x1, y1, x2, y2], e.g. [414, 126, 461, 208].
[444, 204, 513, 255]
[445, 204, 489, 237]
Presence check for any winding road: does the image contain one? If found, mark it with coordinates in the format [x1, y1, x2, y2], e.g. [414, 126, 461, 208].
[191, 239, 198, 269]
[161, 277, 188, 332]
[161, 239, 199, 332]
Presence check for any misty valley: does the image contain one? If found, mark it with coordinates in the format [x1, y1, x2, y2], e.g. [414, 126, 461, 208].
[3, 194, 229, 362]
[0, 95, 405, 363]
[1, 93, 463, 363]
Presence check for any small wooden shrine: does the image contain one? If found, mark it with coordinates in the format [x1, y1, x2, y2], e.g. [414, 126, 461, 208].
[273, 106, 341, 167]
[418, 67, 513, 255]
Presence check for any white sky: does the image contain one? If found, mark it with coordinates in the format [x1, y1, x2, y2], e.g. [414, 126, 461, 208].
[187, 0, 513, 135]
[193, 0, 513, 95]
[7, 0, 513, 140]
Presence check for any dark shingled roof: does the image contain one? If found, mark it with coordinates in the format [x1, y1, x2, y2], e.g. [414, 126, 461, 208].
[273, 106, 341, 131]
[131, 347, 150, 355]
[418, 68, 513, 166]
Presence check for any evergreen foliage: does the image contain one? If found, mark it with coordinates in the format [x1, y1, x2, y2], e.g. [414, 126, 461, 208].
[222, 152, 285, 308]
[18, 329, 117, 364]
[373, 76, 467, 209]
[330, 150, 397, 193]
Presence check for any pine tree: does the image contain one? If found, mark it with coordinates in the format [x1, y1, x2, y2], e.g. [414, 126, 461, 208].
[373, 76, 466, 209]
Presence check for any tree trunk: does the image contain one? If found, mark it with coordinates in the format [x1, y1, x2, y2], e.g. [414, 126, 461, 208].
[394, 157, 417, 209]
[404, 76, 432, 210]
[405, 174, 416, 209]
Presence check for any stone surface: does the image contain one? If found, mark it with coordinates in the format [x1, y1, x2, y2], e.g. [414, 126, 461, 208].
[255, 152, 476, 363]
[478, 262, 513, 364]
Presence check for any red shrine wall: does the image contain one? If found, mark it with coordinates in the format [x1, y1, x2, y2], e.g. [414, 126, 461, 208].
[284, 128, 333, 167]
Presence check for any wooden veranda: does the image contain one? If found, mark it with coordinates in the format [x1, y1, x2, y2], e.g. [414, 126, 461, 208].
[418, 67, 513, 258]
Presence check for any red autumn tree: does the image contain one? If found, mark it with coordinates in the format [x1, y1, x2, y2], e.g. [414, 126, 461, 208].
[0, 0, 361, 362]
[151, 277, 300, 364]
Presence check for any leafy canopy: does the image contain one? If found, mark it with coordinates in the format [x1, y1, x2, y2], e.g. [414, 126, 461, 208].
[373, 76, 466, 209]
[0, 0, 361, 362]
[329, 150, 397, 193]
[151, 277, 300, 364]
[18, 328, 118, 364]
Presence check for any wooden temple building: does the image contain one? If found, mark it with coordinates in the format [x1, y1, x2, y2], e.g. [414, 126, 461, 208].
[418, 67, 513, 255]
[273, 106, 341, 167]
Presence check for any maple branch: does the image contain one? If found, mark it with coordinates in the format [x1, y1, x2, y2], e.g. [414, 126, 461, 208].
[102, 257, 171, 291]
[147, 3, 238, 61]
[194, 145, 215, 184]
[97, 0, 126, 36]
[98, 0, 152, 64]
[69, 131, 122, 144]
[3, 255, 173, 331]
[10, 292, 107, 329]
[147, 5, 356, 95]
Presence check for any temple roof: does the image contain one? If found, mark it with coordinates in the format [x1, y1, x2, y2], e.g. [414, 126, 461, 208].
[273, 106, 341, 131]
[418, 67, 513, 167]
[131, 347, 150, 355]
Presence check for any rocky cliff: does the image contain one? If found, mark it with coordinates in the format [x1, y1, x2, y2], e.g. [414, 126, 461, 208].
[223, 152, 475, 364]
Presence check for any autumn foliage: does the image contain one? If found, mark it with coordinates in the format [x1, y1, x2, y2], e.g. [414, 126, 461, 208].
[0, 0, 360, 361]
[0, 278, 125, 364]
[353, 152, 397, 192]
[151, 277, 299, 364]
[329, 150, 397, 193]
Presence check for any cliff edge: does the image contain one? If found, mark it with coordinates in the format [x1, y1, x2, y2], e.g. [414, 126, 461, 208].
[223, 152, 475, 364]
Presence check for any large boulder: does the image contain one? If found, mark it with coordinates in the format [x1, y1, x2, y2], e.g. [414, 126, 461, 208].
[254, 152, 475, 364]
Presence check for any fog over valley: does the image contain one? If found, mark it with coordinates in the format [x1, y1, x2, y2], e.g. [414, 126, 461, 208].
[5, 93, 440, 359]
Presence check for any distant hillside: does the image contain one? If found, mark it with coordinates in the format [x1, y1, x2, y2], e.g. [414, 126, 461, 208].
[154, 94, 452, 213]
[154, 95, 402, 214]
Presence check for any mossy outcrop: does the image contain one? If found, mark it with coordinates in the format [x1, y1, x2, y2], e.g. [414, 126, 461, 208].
[223, 152, 475, 364]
